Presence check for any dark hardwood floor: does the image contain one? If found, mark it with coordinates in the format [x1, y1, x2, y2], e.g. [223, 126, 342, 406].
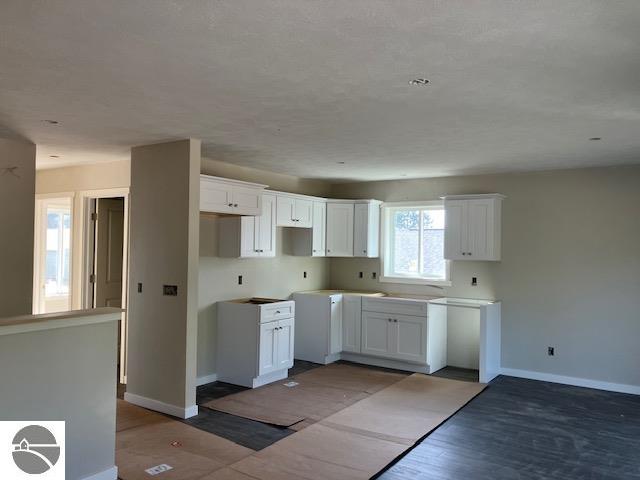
[375, 375, 640, 480]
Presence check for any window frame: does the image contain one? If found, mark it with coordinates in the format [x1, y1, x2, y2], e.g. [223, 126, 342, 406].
[379, 201, 451, 286]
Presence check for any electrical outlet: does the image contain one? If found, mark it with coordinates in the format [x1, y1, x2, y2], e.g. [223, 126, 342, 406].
[137, 282, 143, 293]
[372, 272, 377, 279]
[303, 271, 307, 279]
[471, 277, 478, 286]
[163, 285, 178, 296]
[547, 346, 555, 356]
[359, 272, 363, 279]
[238, 275, 243, 285]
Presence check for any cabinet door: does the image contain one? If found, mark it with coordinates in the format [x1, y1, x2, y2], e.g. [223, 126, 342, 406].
[232, 186, 262, 216]
[200, 179, 234, 213]
[329, 295, 343, 354]
[276, 317, 295, 370]
[361, 311, 393, 358]
[295, 199, 313, 228]
[342, 296, 362, 353]
[258, 321, 278, 375]
[257, 194, 276, 257]
[239, 216, 260, 257]
[467, 199, 494, 260]
[326, 203, 354, 257]
[444, 199, 468, 260]
[311, 202, 326, 256]
[353, 203, 369, 257]
[391, 314, 427, 363]
[276, 195, 296, 227]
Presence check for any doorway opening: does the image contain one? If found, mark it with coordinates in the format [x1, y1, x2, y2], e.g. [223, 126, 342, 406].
[80, 190, 130, 385]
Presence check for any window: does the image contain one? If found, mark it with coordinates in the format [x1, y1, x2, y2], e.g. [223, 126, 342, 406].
[381, 202, 450, 285]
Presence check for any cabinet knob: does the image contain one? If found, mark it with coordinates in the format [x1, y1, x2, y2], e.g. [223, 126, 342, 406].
[312, 249, 316, 253]
[468, 252, 472, 256]
[462, 252, 467, 255]
[234, 203, 238, 207]
[228, 203, 233, 207]
[394, 319, 398, 323]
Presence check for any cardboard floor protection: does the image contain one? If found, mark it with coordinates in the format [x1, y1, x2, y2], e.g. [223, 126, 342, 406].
[116, 406, 253, 480]
[202, 363, 407, 428]
[224, 374, 487, 480]
[116, 399, 171, 432]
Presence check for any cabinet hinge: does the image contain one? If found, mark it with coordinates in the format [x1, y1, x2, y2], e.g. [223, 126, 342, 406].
[91, 212, 98, 221]
[89, 273, 96, 283]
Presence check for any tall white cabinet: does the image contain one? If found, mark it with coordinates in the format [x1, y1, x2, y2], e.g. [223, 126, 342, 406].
[443, 194, 504, 261]
[353, 201, 381, 258]
[326, 202, 354, 257]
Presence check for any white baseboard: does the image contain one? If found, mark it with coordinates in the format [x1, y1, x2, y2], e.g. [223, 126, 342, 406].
[124, 392, 199, 419]
[196, 373, 218, 386]
[82, 466, 118, 480]
[501, 368, 640, 395]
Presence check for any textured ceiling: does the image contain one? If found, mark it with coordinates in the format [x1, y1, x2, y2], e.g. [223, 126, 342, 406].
[1, 1, 639, 180]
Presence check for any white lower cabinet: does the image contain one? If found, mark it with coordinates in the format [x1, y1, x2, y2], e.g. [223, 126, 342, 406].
[292, 292, 343, 364]
[361, 311, 393, 358]
[342, 295, 362, 353]
[217, 299, 295, 388]
[361, 311, 427, 363]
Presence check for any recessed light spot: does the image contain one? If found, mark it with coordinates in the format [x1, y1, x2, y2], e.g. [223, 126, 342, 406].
[43, 119, 59, 125]
[49, 155, 60, 158]
[337, 161, 345, 164]
[589, 137, 601, 141]
[408, 78, 430, 86]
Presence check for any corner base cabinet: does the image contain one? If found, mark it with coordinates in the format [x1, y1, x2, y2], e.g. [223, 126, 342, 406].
[216, 299, 295, 388]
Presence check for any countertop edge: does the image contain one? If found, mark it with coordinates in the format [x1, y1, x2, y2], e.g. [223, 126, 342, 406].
[0, 308, 123, 336]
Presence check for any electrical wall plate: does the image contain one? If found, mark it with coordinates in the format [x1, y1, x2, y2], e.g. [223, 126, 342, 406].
[163, 285, 178, 296]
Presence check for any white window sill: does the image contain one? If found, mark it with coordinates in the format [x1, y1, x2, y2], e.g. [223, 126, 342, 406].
[379, 275, 452, 287]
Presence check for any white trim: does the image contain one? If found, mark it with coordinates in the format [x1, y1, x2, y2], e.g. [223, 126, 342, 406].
[440, 193, 506, 200]
[123, 392, 199, 419]
[196, 373, 218, 386]
[81, 466, 118, 480]
[200, 173, 267, 189]
[379, 275, 452, 287]
[500, 368, 640, 395]
[340, 352, 431, 373]
[382, 200, 443, 208]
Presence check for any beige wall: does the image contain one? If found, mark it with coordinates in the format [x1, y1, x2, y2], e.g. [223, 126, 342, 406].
[36, 160, 131, 310]
[0, 139, 36, 317]
[36, 160, 130, 194]
[202, 157, 330, 197]
[127, 140, 200, 412]
[0, 317, 118, 480]
[197, 160, 332, 380]
[330, 165, 640, 387]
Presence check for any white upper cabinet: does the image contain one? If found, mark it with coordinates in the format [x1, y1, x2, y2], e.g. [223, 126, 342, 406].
[293, 201, 327, 256]
[326, 202, 354, 257]
[200, 175, 267, 216]
[219, 193, 276, 258]
[276, 194, 313, 228]
[353, 201, 381, 258]
[443, 194, 504, 261]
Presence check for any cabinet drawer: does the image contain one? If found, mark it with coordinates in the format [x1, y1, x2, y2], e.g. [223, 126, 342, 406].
[260, 302, 295, 323]
[362, 297, 428, 317]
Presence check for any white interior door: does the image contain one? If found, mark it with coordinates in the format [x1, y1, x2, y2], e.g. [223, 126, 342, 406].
[34, 197, 73, 313]
[94, 198, 124, 308]
[326, 203, 354, 257]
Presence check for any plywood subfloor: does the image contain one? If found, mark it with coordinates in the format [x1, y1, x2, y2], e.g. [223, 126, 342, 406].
[116, 401, 253, 480]
[223, 374, 487, 480]
[202, 363, 408, 428]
